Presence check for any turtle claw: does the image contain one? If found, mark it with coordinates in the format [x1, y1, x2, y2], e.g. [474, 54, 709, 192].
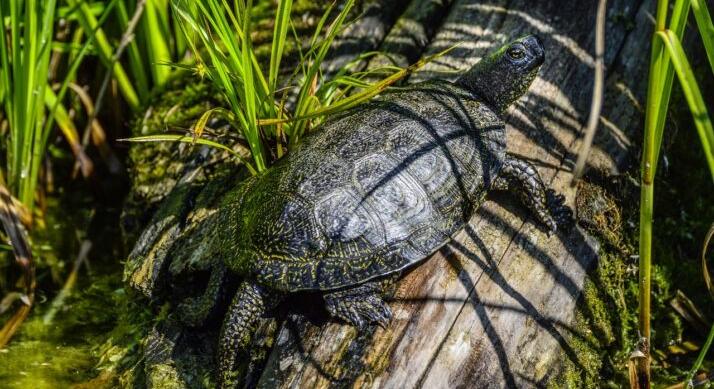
[324, 286, 392, 330]
[496, 156, 571, 235]
[365, 296, 393, 328]
[546, 189, 574, 234]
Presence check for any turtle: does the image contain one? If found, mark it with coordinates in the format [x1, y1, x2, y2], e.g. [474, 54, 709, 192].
[183, 35, 569, 387]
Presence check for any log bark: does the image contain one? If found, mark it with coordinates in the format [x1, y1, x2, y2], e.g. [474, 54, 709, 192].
[121, 0, 659, 387]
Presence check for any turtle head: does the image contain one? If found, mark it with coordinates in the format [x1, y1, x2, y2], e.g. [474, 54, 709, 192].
[456, 35, 544, 114]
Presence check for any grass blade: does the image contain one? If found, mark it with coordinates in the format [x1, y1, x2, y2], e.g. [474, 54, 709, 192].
[44, 88, 93, 177]
[691, 0, 714, 75]
[269, 0, 292, 93]
[633, 5, 677, 385]
[0, 183, 34, 347]
[290, 0, 354, 143]
[66, 0, 140, 110]
[141, 0, 173, 86]
[191, 107, 236, 140]
[571, 0, 606, 182]
[121, 134, 257, 175]
[702, 223, 714, 300]
[42, 7, 101, 176]
[115, 0, 150, 99]
[684, 324, 714, 386]
[260, 44, 459, 127]
[238, 0, 266, 172]
[656, 30, 714, 180]
[652, 0, 690, 174]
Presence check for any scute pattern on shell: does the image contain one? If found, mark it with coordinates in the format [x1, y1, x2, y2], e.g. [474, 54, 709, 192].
[228, 81, 507, 291]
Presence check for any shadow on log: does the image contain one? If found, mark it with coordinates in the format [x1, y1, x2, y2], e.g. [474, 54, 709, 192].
[120, 0, 657, 387]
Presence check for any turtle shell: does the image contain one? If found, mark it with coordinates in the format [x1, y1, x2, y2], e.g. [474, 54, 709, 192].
[230, 81, 506, 291]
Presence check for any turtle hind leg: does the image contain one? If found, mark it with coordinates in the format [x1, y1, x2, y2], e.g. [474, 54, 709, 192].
[324, 280, 393, 329]
[217, 281, 281, 389]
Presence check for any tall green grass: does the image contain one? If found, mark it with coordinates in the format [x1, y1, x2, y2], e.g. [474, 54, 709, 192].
[0, 0, 130, 212]
[66, 0, 141, 110]
[117, 0, 179, 101]
[166, 0, 295, 172]
[0, 0, 59, 210]
[67, 0, 179, 109]
[0, 0, 60, 349]
[634, 0, 714, 386]
[129, 0, 445, 173]
[0, 0, 169, 346]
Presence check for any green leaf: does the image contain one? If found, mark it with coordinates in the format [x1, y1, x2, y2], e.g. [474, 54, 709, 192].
[269, 0, 292, 93]
[44, 88, 93, 176]
[121, 134, 257, 175]
[261, 44, 460, 127]
[691, 0, 714, 76]
[191, 107, 236, 140]
[656, 30, 714, 181]
[65, 0, 139, 110]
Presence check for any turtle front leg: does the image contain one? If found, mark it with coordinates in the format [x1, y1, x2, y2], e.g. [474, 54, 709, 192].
[217, 281, 281, 389]
[492, 156, 568, 233]
[324, 277, 396, 329]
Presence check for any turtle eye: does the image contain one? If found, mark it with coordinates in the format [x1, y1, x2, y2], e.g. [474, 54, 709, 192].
[507, 47, 525, 60]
